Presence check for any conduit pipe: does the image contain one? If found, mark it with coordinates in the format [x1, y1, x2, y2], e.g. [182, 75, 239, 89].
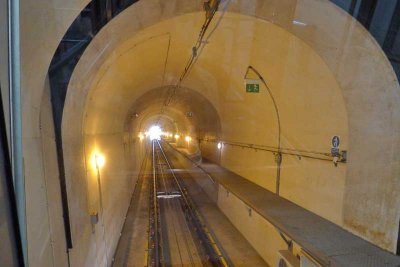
[245, 66, 282, 195]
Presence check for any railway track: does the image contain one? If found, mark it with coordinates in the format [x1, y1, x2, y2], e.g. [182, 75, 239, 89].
[147, 140, 228, 267]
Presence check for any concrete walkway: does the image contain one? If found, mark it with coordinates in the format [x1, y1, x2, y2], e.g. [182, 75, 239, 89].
[113, 153, 152, 267]
[166, 144, 400, 267]
[166, 147, 268, 266]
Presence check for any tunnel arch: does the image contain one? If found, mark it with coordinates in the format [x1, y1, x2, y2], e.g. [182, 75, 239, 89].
[40, 1, 400, 265]
[125, 86, 222, 137]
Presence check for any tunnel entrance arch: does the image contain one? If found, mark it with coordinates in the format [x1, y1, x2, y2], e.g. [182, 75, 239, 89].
[38, 1, 400, 265]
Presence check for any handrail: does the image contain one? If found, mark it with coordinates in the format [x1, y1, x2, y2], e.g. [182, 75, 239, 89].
[200, 138, 347, 164]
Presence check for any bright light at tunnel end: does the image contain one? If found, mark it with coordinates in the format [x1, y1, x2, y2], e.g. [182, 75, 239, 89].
[148, 125, 162, 140]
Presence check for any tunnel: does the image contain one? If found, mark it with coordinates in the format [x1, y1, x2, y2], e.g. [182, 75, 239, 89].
[1, 0, 400, 266]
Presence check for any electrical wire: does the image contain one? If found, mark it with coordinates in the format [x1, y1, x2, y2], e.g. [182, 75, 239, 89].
[182, 0, 232, 80]
[156, 0, 222, 123]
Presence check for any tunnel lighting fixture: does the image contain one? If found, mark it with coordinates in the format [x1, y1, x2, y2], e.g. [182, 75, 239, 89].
[92, 153, 105, 170]
[148, 125, 162, 141]
[217, 142, 223, 150]
[138, 133, 144, 141]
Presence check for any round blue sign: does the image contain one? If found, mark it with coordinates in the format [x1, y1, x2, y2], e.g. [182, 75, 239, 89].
[332, 136, 340, 148]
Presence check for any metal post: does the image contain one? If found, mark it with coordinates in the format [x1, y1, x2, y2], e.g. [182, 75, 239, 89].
[8, 0, 28, 265]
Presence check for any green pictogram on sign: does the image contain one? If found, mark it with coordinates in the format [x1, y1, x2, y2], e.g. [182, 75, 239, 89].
[246, 83, 260, 93]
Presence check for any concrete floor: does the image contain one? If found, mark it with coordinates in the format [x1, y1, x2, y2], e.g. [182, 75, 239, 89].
[112, 151, 152, 267]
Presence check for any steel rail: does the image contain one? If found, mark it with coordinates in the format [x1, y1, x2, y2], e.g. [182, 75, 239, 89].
[148, 140, 163, 267]
[156, 140, 228, 267]
[154, 146, 192, 266]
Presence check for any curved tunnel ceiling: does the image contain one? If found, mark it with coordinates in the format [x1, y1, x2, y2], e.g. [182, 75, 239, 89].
[76, 11, 348, 153]
[126, 86, 222, 139]
[59, 0, 400, 252]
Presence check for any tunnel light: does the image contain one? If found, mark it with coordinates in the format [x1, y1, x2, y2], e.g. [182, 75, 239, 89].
[91, 153, 105, 170]
[138, 133, 144, 141]
[175, 134, 180, 140]
[217, 142, 223, 150]
[185, 136, 192, 142]
[148, 125, 162, 140]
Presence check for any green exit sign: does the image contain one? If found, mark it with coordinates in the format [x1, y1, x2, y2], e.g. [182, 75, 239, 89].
[246, 83, 260, 93]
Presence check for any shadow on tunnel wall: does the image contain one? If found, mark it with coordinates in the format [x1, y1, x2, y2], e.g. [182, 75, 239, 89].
[0, 84, 23, 266]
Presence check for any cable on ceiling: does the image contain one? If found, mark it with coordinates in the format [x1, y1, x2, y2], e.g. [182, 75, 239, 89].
[156, 0, 222, 123]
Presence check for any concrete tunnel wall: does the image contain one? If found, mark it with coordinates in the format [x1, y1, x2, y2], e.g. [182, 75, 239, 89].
[14, 0, 400, 266]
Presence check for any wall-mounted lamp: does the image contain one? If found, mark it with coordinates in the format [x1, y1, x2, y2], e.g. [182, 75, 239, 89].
[217, 142, 223, 150]
[175, 134, 180, 140]
[91, 151, 109, 264]
[138, 133, 144, 141]
[185, 136, 192, 142]
[91, 153, 105, 170]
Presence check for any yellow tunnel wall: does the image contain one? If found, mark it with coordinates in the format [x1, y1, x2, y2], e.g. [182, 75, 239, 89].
[16, 0, 400, 266]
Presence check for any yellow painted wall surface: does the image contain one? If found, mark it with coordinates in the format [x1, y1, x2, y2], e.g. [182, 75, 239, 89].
[16, 0, 400, 266]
